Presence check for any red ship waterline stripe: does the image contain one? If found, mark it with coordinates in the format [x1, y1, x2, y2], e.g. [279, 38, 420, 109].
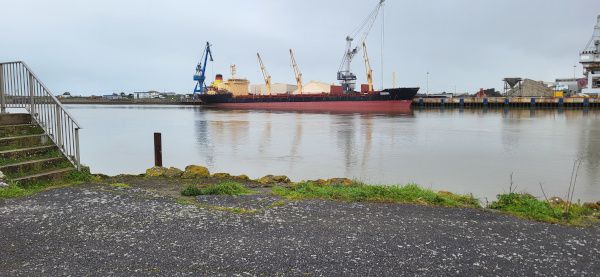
[204, 100, 413, 113]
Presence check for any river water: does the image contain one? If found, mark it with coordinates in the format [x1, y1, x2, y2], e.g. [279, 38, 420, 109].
[66, 105, 600, 202]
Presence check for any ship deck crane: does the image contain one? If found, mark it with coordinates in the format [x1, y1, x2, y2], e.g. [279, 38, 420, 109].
[257, 53, 272, 95]
[337, 0, 385, 93]
[362, 42, 373, 92]
[193, 42, 213, 95]
[290, 49, 303, 94]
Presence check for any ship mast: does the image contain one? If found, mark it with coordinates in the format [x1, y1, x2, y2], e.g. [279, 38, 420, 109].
[257, 53, 272, 95]
[337, 0, 385, 93]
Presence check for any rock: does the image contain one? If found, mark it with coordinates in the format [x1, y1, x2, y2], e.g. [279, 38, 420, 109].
[583, 202, 600, 211]
[182, 165, 210, 179]
[164, 167, 183, 178]
[0, 170, 5, 180]
[273, 175, 291, 183]
[327, 178, 354, 186]
[548, 197, 565, 205]
[236, 174, 250, 181]
[0, 181, 8, 188]
[146, 166, 168, 177]
[258, 175, 291, 185]
[212, 173, 232, 179]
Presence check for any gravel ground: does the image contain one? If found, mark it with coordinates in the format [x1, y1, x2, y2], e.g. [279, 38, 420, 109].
[1, 186, 599, 276]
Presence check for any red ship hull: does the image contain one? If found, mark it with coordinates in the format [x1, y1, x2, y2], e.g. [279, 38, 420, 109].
[204, 100, 413, 113]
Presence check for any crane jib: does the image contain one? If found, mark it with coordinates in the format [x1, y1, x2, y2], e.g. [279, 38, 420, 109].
[337, 0, 386, 93]
[193, 42, 213, 95]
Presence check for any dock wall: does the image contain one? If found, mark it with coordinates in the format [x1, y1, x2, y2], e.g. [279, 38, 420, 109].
[413, 97, 600, 108]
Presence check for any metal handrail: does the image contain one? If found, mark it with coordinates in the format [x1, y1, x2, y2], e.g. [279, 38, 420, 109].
[0, 61, 82, 170]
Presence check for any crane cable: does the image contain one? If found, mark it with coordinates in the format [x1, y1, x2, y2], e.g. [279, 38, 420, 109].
[380, 2, 385, 90]
[338, 1, 385, 71]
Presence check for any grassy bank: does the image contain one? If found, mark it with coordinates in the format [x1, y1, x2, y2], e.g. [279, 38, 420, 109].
[3, 167, 598, 226]
[489, 193, 598, 226]
[272, 182, 481, 208]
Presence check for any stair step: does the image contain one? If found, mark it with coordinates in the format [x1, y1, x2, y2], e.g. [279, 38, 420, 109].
[0, 157, 71, 178]
[0, 145, 57, 156]
[0, 114, 32, 126]
[0, 123, 44, 137]
[12, 167, 75, 184]
[0, 145, 62, 166]
[0, 134, 52, 151]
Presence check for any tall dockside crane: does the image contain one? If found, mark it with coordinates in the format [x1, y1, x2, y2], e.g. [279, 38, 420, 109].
[257, 53, 272, 95]
[337, 0, 385, 93]
[193, 42, 213, 95]
[290, 49, 303, 94]
[362, 42, 374, 92]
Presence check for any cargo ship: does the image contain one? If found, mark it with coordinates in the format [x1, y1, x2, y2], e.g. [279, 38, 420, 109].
[193, 0, 418, 113]
[199, 87, 418, 113]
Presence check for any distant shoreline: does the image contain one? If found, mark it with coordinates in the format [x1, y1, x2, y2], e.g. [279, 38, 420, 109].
[60, 99, 196, 105]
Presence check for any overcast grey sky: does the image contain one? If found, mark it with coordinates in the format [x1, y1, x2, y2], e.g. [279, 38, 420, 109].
[1, 0, 598, 95]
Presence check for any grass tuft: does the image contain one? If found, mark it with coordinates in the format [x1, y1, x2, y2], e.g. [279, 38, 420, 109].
[110, 183, 130, 188]
[488, 193, 596, 225]
[181, 181, 251, 197]
[272, 182, 480, 208]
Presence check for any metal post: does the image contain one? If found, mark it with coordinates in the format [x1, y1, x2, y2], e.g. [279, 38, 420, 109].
[154, 132, 162, 167]
[74, 128, 81, 171]
[0, 64, 5, 114]
[55, 104, 63, 148]
[28, 72, 35, 115]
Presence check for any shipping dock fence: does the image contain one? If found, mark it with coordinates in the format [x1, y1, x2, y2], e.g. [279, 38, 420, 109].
[413, 97, 600, 109]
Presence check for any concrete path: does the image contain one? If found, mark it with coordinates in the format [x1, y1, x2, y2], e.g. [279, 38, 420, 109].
[1, 186, 599, 276]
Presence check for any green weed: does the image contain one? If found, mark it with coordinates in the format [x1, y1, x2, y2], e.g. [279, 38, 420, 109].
[272, 182, 480, 208]
[181, 181, 251, 196]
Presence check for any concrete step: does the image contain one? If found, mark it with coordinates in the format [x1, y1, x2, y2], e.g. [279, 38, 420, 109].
[0, 123, 44, 137]
[12, 167, 75, 185]
[0, 145, 62, 166]
[0, 134, 52, 151]
[0, 157, 71, 179]
[0, 114, 32, 126]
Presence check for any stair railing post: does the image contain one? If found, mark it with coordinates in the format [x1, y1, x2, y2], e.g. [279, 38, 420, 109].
[0, 64, 5, 114]
[28, 72, 35, 116]
[75, 127, 81, 171]
[55, 104, 63, 149]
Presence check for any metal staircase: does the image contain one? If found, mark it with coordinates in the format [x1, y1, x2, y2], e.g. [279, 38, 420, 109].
[0, 61, 81, 183]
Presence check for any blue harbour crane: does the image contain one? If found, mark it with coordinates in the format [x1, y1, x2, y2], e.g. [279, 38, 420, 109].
[193, 42, 214, 96]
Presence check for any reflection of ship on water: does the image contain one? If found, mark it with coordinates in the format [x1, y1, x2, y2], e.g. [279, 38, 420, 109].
[193, 109, 251, 167]
[360, 115, 374, 176]
[288, 114, 303, 170]
[258, 113, 272, 155]
[334, 115, 357, 177]
[193, 110, 215, 167]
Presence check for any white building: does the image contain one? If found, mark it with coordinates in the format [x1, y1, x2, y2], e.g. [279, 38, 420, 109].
[134, 91, 160, 99]
[293, 81, 331, 95]
[250, 83, 297, 95]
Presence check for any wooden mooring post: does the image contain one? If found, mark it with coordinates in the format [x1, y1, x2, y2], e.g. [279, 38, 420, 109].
[154, 132, 162, 167]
